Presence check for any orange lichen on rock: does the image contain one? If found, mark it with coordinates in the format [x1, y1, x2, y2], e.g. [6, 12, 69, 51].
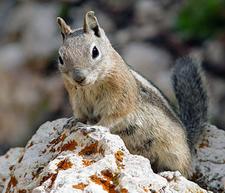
[115, 150, 125, 169]
[27, 142, 33, 148]
[10, 176, 17, 187]
[79, 142, 98, 156]
[82, 159, 94, 166]
[5, 176, 18, 193]
[199, 138, 209, 148]
[40, 173, 58, 188]
[101, 169, 114, 181]
[61, 140, 78, 152]
[121, 188, 128, 193]
[48, 173, 58, 189]
[99, 145, 105, 156]
[40, 173, 52, 185]
[90, 174, 116, 193]
[18, 189, 27, 193]
[143, 187, 149, 192]
[50, 133, 67, 145]
[57, 159, 73, 170]
[115, 151, 124, 162]
[72, 183, 88, 190]
[81, 130, 89, 136]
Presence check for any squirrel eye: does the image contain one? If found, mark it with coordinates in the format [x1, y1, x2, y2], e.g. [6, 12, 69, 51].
[58, 56, 64, 65]
[92, 46, 99, 59]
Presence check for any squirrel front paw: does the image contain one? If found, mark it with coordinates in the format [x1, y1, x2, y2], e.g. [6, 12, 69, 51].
[63, 117, 97, 137]
[63, 117, 77, 130]
[75, 121, 88, 128]
[64, 117, 89, 130]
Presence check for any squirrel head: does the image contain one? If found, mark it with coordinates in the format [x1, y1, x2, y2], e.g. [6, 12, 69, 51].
[57, 11, 114, 87]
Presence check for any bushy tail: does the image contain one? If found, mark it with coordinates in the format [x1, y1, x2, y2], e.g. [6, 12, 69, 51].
[172, 57, 208, 149]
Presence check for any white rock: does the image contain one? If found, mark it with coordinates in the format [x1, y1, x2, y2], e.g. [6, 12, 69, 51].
[193, 125, 225, 192]
[0, 118, 213, 192]
[0, 148, 24, 192]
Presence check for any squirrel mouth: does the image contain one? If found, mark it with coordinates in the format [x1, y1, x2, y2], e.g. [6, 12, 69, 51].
[76, 81, 91, 87]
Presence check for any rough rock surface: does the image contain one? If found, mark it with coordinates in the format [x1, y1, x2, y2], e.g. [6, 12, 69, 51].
[0, 119, 219, 192]
[0, 148, 24, 191]
[193, 125, 225, 192]
[1, 0, 225, 156]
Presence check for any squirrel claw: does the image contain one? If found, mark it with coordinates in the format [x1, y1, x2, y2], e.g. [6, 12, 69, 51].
[160, 171, 181, 182]
[64, 117, 77, 130]
[76, 122, 96, 135]
[75, 122, 87, 129]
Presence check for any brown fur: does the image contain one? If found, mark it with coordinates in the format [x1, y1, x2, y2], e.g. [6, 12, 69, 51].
[57, 11, 192, 178]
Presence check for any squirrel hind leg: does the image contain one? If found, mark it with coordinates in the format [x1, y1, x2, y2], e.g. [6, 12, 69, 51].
[154, 154, 191, 179]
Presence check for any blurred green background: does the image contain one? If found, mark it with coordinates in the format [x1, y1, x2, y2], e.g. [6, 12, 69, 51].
[0, 0, 225, 155]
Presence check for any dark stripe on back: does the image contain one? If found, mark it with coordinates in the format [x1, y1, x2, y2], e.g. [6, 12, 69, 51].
[137, 80, 181, 124]
[128, 67, 179, 116]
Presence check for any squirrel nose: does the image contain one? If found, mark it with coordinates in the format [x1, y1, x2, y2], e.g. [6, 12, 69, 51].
[72, 69, 87, 84]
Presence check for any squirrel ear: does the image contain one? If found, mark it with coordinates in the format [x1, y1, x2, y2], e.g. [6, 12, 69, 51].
[57, 17, 72, 40]
[83, 11, 101, 37]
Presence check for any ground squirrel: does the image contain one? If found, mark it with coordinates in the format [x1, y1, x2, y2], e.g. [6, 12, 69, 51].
[56, 11, 208, 178]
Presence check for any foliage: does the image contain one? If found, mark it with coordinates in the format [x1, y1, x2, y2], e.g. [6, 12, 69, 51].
[175, 0, 225, 41]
